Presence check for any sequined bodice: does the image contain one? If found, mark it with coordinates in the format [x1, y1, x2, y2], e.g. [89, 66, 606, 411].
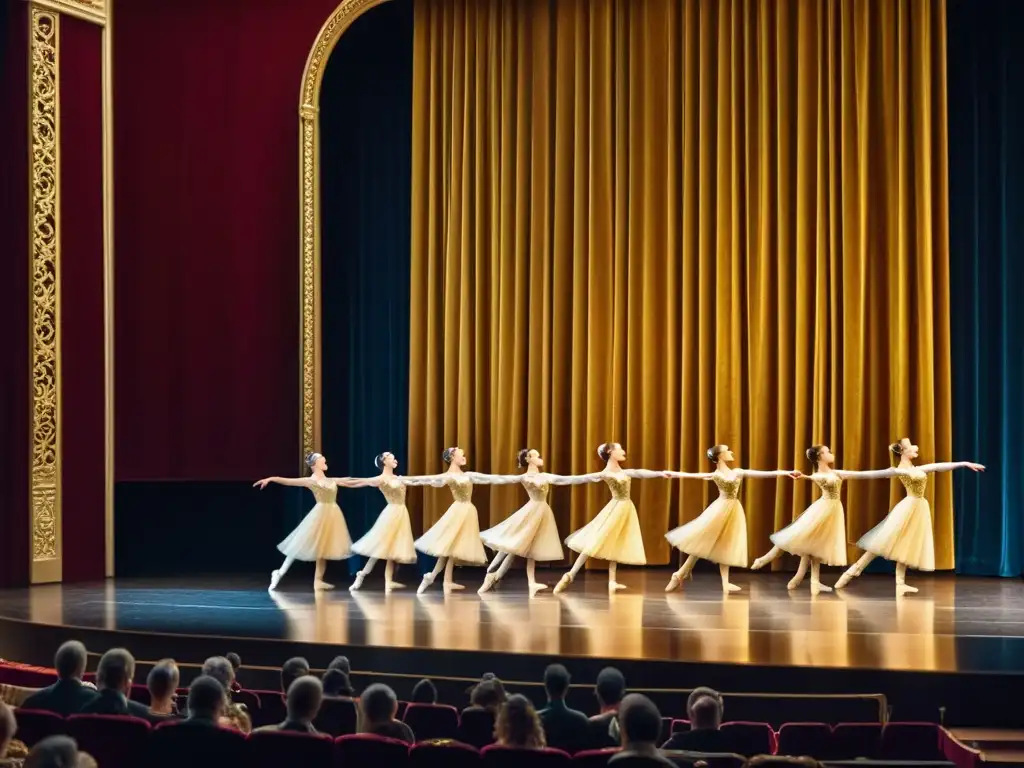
[813, 472, 842, 500]
[898, 469, 928, 498]
[603, 473, 632, 501]
[311, 480, 338, 504]
[379, 476, 407, 505]
[522, 476, 550, 502]
[446, 474, 474, 503]
[713, 471, 742, 500]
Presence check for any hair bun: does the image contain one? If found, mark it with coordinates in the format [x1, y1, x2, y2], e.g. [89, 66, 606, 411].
[516, 448, 530, 468]
[442, 447, 456, 464]
[889, 441, 903, 456]
[706, 448, 715, 462]
[597, 443, 613, 462]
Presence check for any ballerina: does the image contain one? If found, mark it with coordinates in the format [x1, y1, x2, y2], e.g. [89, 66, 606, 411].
[750, 444, 895, 595]
[834, 437, 984, 596]
[664, 445, 799, 593]
[414, 446, 520, 595]
[478, 448, 566, 597]
[254, 452, 353, 591]
[335, 452, 424, 594]
[552, 442, 671, 595]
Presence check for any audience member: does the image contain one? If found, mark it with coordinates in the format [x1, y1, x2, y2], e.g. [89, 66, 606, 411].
[225, 653, 243, 692]
[496, 694, 546, 749]
[538, 664, 590, 754]
[327, 656, 351, 676]
[19, 642, 98, 716]
[359, 683, 416, 743]
[178, 676, 226, 728]
[0, 701, 28, 766]
[662, 687, 729, 752]
[281, 657, 310, 694]
[257, 676, 323, 734]
[23, 736, 96, 768]
[410, 678, 437, 704]
[200, 656, 251, 733]
[589, 667, 626, 748]
[469, 679, 507, 715]
[609, 694, 674, 767]
[322, 669, 355, 698]
[78, 648, 150, 718]
[146, 659, 180, 720]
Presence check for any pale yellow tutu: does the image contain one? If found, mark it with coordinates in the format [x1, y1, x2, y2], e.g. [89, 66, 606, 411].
[564, 499, 646, 565]
[857, 497, 935, 571]
[277, 503, 352, 561]
[414, 501, 487, 564]
[351, 504, 417, 563]
[770, 498, 848, 566]
[481, 500, 564, 561]
[666, 498, 747, 568]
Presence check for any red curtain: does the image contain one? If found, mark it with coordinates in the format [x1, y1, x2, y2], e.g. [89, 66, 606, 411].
[60, 17, 107, 581]
[113, 0, 340, 480]
[0, 2, 30, 587]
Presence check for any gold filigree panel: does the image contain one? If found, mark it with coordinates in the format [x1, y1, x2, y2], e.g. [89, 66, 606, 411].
[29, 7, 62, 582]
[298, 0, 391, 461]
[28, 0, 106, 26]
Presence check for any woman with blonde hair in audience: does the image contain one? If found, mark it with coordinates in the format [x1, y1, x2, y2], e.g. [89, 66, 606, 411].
[495, 694, 547, 749]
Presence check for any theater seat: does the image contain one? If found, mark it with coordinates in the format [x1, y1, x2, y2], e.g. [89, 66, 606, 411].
[148, 719, 247, 768]
[572, 747, 619, 768]
[247, 689, 287, 729]
[482, 745, 572, 768]
[129, 684, 151, 705]
[336, 733, 411, 768]
[409, 740, 481, 768]
[246, 729, 334, 767]
[831, 722, 882, 759]
[458, 707, 496, 748]
[671, 720, 691, 734]
[403, 703, 460, 740]
[881, 722, 943, 761]
[315, 696, 358, 736]
[234, 689, 262, 713]
[777, 722, 832, 758]
[719, 721, 776, 756]
[67, 714, 151, 768]
[12, 709, 66, 747]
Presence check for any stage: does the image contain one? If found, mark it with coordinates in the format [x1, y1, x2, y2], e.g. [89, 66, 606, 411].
[2, 569, 1023, 726]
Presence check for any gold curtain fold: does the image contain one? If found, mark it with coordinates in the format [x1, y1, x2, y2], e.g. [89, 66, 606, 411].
[407, 0, 954, 569]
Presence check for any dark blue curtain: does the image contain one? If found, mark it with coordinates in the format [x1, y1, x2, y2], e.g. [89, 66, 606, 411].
[320, 0, 413, 575]
[948, 0, 1024, 576]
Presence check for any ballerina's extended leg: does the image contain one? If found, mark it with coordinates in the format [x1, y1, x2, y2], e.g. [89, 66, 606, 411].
[788, 556, 809, 590]
[720, 564, 741, 593]
[665, 554, 698, 592]
[418, 557, 446, 594]
[314, 558, 334, 591]
[834, 551, 874, 589]
[608, 562, 626, 592]
[752, 546, 782, 571]
[479, 551, 508, 594]
[384, 560, 404, 592]
[810, 558, 832, 595]
[350, 557, 377, 592]
[553, 553, 588, 594]
[895, 562, 917, 596]
[269, 556, 296, 591]
[442, 557, 464, 594]
[526, 558, 547, 596]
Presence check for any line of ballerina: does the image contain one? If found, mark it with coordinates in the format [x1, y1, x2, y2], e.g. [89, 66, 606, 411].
[253, 438, 983, 599]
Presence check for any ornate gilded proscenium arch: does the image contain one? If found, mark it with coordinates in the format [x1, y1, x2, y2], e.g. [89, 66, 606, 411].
[298, 0, 393, 460]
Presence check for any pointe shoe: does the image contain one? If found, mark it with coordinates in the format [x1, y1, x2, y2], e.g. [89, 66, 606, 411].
[552, 573, 573, 594]
[665, 573, 683, 592]
[722, 582, 742, 593]
[528, 582, 548, 597]
[478, 572, 499, 595]
[314, 580, 335, 591]
[833, 570, 857, 590]
[269, 570, 283, 591]
[609, 581, 627, 592]
[349, 572, 366, 592]
[751, 556, 769, 570]
[810, 581, 833, 596]
[443, 581, 465, 595]
[384, 581, 405, 594]
[417, 573, 435, 594]
[896, 583, 918, 597]
[787, 574, 806, 590]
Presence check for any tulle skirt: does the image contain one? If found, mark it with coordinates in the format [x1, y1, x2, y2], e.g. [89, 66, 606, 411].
[564, 499, 646, 565]
[277, 502, 352, 561]
[856, 497, 935, 571]
[351, 503, 417, 564]
[414, 501, 488, 564]
[666, 498, 748, 568]
[481, 500, 564, 561]
[770, 499, 848, 566]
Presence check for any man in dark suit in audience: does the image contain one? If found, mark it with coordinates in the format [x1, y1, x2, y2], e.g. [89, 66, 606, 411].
[176, 676, 227, 728]
[20, 641, 99, 716]
[146, 660, 181, 723]
[608, 694, 675, 767]
[255, 676, 323, 734]
[589, 667, 626, 749]
[538, 664, 591, 754]
[661, 687, 731, 753]
[78, 648, 151, 719]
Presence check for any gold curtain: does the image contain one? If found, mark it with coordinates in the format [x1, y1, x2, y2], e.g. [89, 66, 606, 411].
[407, 0, 954, 569]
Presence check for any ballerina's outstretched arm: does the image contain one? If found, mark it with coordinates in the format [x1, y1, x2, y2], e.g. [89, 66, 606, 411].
[331, 476, 382, 488]
[662, 470, 716, 480]
[542, 472, 605, 485]
[833, 468, 899, 479]
[463, 471, 524, 486]
[399, 474, 449, 488]
[738, 468, 802, 479]
[917, 461, 985, 473]
[253, 476, 313, 490]
[624, 468, 696, 480]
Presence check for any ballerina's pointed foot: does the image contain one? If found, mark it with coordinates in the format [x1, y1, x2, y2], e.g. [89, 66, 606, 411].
[665, 573, 683, 592]
[751, 557, 769, 571]
[787, 575, 805, 590]
[609, 581, 627, 593]
[417, 573, 435, 594]
[269, 570, 283, 591]
[528, 582, 548, 597]
[443, 582, 465, 595]
[834, 570, 857, 590]
[478, 572, 498, 595]
[553, 573, 573, 594]
[896, 583, 918, 597]
[810, 581, 833, 596]
[349, 572, 366, 592]
[314, 580, 335, 591]
[384, 581, 405, 594]
[723, 582, 742, 593]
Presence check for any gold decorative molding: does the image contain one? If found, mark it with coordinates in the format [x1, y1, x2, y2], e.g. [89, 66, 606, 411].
[102, 0, 115, 576]
[298, 0, 391, 461]
[26, 0, 106, 26]
[29, 7, 62, 584]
